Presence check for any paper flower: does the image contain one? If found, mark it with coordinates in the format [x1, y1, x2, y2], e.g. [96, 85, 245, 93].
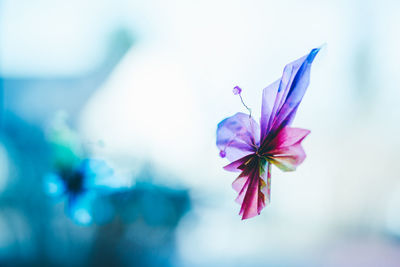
[216, 48, 320, 219]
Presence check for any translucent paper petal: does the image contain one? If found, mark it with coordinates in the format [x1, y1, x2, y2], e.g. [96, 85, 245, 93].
[223, 154, 252, 172]
[232, 176, 249, 204]
[266, 127, 310, 171]
[272, 48, 319, 131]
[268, 144, 306, 171]
[239, 171, 260, 219]
[216, 112, 259, 161]
[267, 127, 310, 150]
[231, 158, 268, 220]
[260, 80, 279, 138]
[260, 162, 271, 205]
[260, 48, 319, 143]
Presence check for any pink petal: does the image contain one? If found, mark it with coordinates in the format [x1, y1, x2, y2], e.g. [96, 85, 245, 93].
[232, 176, 249, 204]
[231, 160, 269, 220]
[269, 127, 310, 149]
[268, 143, 307, 172]
[260, 127, 310, 172]
[223, 155, 252, 172]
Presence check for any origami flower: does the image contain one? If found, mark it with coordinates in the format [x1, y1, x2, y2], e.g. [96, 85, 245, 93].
[216, 48, 320, 219]
[44, 158, 115, 225]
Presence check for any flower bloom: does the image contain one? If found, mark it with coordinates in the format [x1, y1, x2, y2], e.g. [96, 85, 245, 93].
[216, 48, 320, 219]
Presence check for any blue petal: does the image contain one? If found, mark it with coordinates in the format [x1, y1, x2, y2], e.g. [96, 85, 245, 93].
[260, 47, 320, 144]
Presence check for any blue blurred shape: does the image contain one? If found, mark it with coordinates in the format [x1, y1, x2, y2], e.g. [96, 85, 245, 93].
[43, 173, 65, 197]
[44, 158, 119, 225]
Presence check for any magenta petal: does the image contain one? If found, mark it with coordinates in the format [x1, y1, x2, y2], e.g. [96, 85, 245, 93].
[216, 112, 259, 161]
[269, 127, 310, 149]
[266, 128, 310, 171]
[232, 161, 268, 220]
[224, 155, 252, 172]
[239, 170, 260, 220]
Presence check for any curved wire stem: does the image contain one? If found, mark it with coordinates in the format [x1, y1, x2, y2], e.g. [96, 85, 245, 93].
[239, 94, 252, 118]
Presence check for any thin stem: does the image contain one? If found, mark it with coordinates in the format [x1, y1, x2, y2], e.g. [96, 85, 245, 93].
[239, 94, 252, 118]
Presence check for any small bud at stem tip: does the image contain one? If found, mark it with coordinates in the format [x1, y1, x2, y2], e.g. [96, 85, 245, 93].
[233, 86, 242, 95]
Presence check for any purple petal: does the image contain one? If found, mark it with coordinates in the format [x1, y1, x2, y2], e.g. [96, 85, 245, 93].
[260, 80, 279, 140]
[260, 48, 319, 143]
[216, 112, 259, 161]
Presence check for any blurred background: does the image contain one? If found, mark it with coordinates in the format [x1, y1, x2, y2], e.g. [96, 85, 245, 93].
[1, 0, 400, 266]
